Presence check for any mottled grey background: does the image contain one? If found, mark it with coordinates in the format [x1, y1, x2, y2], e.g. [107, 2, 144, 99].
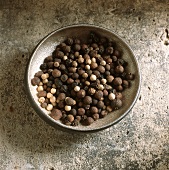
[0, 0, 169, 170]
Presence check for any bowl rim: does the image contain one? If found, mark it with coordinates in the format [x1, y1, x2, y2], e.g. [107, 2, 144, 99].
[25, 24, 141, 133]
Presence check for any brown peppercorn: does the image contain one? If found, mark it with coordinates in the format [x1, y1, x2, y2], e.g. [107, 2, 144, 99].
[41, 102, 47, 108]
[65, 97, 76, 106]
[58, 101, 65, 109]
[106, 57, 113, 64]
[90, 62, 98, 70]
[115, 65, 124, 73]
[116, 92, 123, 99]
[67, 114, 74, 123]
[113, 50, 120, 57]
[122, 80, 129, 88]
[37, 91, 47, 97]
[97, 101, 104, 109]
[94, 90, 103, 100]
[90, 106, 98, 114]
[92, 70, 100, 78]
[83, 96, 92, 105]
[72, 73, 79, 79]
[77, 89, 86, 98]
[44, 56, 53, 63]
[60, 74, 68, 82]
[57, 93, 66, 101]
[111, 99, 123, 109]
[31, 77, 40, 86]
[113, 77, 122, 86]
[56, 51, 64, 58]
[105, 64, 111, 71]
[78, 69, 85, 76]
[103, 89, 108, 96]
[85, 117, 94, 125]
[50, 109, 62, 120]
[74, 44, 81, 51]
[89, 50, 97, 57]
[88, 88, 96, 95]
[78, 108, 85, 116]
[59, 64, 66, 70]
[92, 113, 99, 120]
[52, 69, 61, 78]
[97, 65, 105, 73]
[116, 85, 123, 91]
[67, 78, 74, 84]
[126, 73, 135, 80]
[107, 75, 114, 83]
[35, 71, 43, 78]
[100, 110, 108, 118]
[68, 67, 77, 73]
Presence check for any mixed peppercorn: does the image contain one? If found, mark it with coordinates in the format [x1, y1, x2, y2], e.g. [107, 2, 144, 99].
[31, 32, 135, 126]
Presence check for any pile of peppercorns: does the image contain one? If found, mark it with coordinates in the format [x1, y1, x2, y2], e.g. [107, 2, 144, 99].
[31, 32, 135, 126]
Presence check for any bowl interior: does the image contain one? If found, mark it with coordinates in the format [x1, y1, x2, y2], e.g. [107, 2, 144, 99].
[26, 25, 140, 132]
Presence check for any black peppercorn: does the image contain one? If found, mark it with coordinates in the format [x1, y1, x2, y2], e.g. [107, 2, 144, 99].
[97, 101, 104, 109]
[106, 46, 114, 54]
[56, 51, 64, 58]
[74, 44, 81, 51]
[61, 74, 68, 82]
[66, 38, 74, 45]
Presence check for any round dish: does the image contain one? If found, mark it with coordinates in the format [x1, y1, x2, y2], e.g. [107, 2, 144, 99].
[25, 24, 141, 133]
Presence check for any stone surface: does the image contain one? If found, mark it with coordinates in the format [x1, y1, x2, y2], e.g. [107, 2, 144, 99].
[0, 0, 169, 170]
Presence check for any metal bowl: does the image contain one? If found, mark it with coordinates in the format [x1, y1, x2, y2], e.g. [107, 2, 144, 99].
[25, 24, 141, 133]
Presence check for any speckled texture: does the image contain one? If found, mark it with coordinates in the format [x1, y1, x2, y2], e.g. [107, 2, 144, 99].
[0, 0, 169, 170]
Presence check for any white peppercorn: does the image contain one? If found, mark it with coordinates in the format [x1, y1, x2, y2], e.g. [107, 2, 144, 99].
[82, 72, 88, 78]
[65, 105, 71, 111]
[37, 86, 43, 92]
[41, 73, 49, 80]
[63, 55, 68, 60]
[51, 88, 56, 94]
[90, 74, 97, 81]
[100, 60, 106, 66]
[46, 104, 53, 111]
[101, 79, 107, 85]
[85, 65, 90, 70]
[47, 92, 53, 98]
[97, 84, 104, 90]
[108, 93, 116, 100]
[38, 97, 45, 103]
[43, 79, 48, 84]
[50, 96, 56, 103]
[74, 86, 80, 92]
[86, 58, 92, 65]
